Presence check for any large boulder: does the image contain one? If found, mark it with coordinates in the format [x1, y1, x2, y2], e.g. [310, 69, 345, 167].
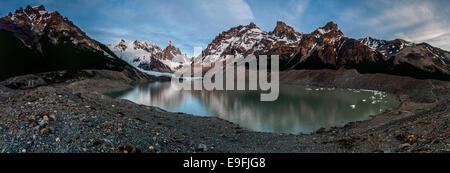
[0, 74, 47, 89]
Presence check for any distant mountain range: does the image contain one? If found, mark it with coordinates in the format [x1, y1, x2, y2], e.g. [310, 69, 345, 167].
[0, 5, 449, 81]
[194, 21, 450, 80]
[108, 40, 190, 73]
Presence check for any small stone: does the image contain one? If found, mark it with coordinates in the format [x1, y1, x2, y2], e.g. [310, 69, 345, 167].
[24, 142, 31, 149]
[50, 114, 56, 120]
[55, 137, 60, 142]
[22, 149, 26, 153]
[197, 144, 208, 152]
[29, 115, 36, 122]
[39, 120, 48, 128]
[48, 126, 56, 133]
[81, 148, 87, 152]
[431, 139, 440, 144]
[40, 128, 49, 135]
[117, 144, 141, 153]
[399, 143, 411, 149]
[406, 135, 417, 144]
[316, 128, 326, 134]
[93, 139, 102, 146]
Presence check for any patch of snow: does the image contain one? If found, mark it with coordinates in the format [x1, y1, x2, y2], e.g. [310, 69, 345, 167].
[317, 28, 331, 35]
[311, 43, 317, 50]
[39, 10, 47, 15]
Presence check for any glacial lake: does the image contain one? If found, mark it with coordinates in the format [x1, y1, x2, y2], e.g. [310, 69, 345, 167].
[106, 81, 400, 134]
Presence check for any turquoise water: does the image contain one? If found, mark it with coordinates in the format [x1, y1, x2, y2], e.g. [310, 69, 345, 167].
[106, 82, 400, 134]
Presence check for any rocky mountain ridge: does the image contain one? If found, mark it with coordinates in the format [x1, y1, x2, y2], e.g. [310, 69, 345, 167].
[197, 21, 450, 80]
[0, 5, 142, 81]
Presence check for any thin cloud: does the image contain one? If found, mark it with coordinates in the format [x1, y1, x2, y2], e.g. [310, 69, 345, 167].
[338, 0, 450, 50]
[2, 0, 449, 53]
[363, 2, 436, 31]
[395, 21, 450, 50]
[296, 0, 310, 15]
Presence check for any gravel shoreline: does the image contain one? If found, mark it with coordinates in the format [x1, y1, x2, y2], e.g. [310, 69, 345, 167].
[0, 70, 448, 153]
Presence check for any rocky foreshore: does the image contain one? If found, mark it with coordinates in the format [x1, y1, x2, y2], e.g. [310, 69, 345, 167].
[0, 69, 448, 153]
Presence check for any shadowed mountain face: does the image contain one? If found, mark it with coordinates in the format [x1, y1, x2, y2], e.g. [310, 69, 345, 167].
[197, 21, 450, 80]
[0, 5, 132, 81]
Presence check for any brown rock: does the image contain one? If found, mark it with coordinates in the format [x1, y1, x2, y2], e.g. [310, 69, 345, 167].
[93, 139, 102, 146]
[40, 128, 49, 135]
[117, 144, 141, 154]
[49, 114, 56, 120]
[29, 115, 36, 122]
[406, 135, 418, 144]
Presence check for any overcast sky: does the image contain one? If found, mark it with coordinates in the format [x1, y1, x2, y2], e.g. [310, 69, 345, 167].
[1, 0, 449, 56]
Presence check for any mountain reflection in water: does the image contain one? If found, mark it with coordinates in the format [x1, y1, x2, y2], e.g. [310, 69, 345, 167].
[106, 82, 400, 134]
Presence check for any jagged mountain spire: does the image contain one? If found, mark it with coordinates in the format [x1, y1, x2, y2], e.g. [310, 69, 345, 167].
[272, 21, 302, 41]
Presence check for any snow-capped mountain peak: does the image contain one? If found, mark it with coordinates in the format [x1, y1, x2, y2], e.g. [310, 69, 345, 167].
[199, 21, 345, 66]
[162, 40, 183, 61]
[108, 39, 190, 73]
[311, 21, 343, 44]
[358, 37, 414, 57]
[359, 37, 388, 50]
[318, 21, 339, 33]
[203, 22, 266, 57]
[200, 22, 305, 65]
